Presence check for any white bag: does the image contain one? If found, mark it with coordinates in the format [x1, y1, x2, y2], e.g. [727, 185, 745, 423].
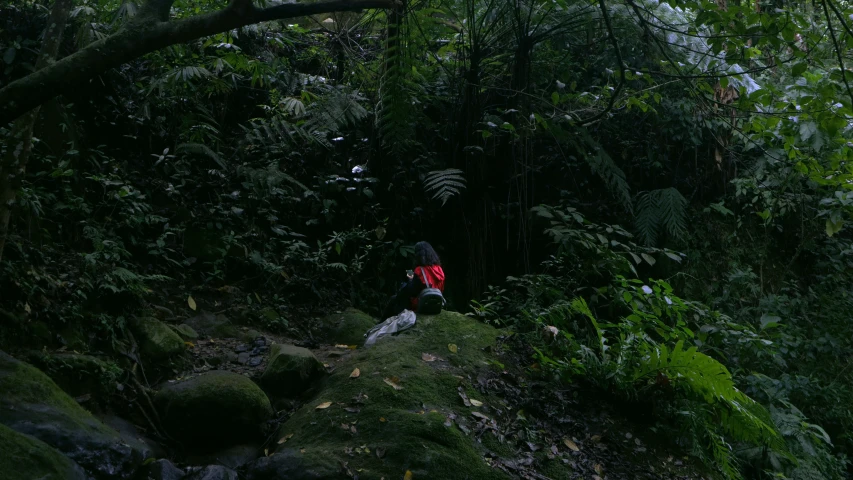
[364, 309, 417, 347]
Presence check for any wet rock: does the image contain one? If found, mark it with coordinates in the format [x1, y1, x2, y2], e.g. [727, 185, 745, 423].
[0, 423, 88, 480]
[185, 465, 238, 480]
[155, 371, 273, 450]
[129, 317, 186, 363]
[321, 308, 376, 345]
[0, 351, 149, 479]
[259, 344, 325, 397]
[245, 448, 337, 480]
[144, 459, 185, 480]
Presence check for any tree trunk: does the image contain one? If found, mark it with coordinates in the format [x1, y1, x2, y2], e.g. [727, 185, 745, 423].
[0, 0, 74, 263]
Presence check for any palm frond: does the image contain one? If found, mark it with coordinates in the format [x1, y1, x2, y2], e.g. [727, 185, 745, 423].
[424, 168, 467, 206]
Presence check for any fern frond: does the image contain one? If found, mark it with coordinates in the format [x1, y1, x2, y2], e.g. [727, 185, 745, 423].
[634, 188, 688, 246]
[424, 168, 467, 206]
[634, 340, 785, 453]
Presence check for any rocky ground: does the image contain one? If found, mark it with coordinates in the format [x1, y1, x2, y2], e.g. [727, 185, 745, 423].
[0, 307, 713, 480]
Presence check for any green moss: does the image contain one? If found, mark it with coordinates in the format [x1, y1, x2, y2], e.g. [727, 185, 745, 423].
[0, 423, 86, 480]
[322, 308, 377, 345]
[0, 351, 111, 435]
[270, 311, 510, 479]
[129, 317, 185, 363]
[155, 370, 273, 449]
[260, 344, 325, 397]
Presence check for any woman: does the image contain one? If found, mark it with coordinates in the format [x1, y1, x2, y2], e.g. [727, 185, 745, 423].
[382, 241, 445, 318]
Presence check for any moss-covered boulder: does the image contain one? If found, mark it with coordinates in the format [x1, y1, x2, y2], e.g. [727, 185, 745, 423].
[260, 344, 325, 397]
[320, 308, 376, 345]
[129, 317, 186, 363]
[0, 423, 88, 480]
[155, 371, 273, 450]
[246, 311, 511, 480]
[172, 324, 199, 341]
[0, 351, 149, 478]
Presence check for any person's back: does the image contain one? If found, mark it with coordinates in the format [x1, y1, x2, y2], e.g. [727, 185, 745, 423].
[382, 241, 445, 319]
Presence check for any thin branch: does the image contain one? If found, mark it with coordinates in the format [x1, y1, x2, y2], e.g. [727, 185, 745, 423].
[821, 0, 853, 108]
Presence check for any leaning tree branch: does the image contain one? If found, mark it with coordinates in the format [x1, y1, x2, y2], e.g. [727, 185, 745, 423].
[0, 0, 394, 125]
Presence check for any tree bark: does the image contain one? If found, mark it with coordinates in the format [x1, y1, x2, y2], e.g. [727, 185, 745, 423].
[0, 0, 74, 263]
[0, 0, 393, 126]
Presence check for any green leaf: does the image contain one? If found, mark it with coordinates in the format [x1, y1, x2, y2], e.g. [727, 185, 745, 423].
[641, 253, 656, 266]
[826, 218, 843, 237]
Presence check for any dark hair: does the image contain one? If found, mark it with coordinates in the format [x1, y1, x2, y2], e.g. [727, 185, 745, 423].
[414, 241, 441, 267]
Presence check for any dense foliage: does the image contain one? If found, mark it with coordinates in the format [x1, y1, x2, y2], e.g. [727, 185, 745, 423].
[3, 0, 853, 478]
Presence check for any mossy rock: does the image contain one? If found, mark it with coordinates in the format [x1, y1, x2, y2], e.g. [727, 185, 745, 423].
[260, 344, 326, 397]
[0, 423, 87, 480]
[321, 308, 376, 345]
[247, 311, 511, 480]
[0, 351, 149, 478]
[129, 317, 186, 363]
[171, 324, 199, 340]
[155, 371, 273, 450]
[25, 351, 122, 399]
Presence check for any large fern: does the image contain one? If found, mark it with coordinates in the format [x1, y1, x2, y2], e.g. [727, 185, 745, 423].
[635, 188, 688, 246]
[424, 168, 467, 206]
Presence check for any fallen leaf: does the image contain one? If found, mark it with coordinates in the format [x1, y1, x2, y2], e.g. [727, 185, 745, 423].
[404, 471, 413, 480]
[458, 388, 471, 407]
[188, 295, 197, 311]
[421, 353, 437, 362]
[346, 345, 357, 350]
[471, 412, 490, 421]
[383, 377, 402, 390]
[344, 407, 361, 413]
[379, 417, 386, 422]
[264, 448, 269, 457]
[334, 344, 349, 349]
[350, 368, 360, 378]
[594, 464, 603, 475]
[591, 434, 602, 443]
[376, 446, 386, 458]
[350, 425, 357, 434]
[300, 448, 305, 453]
[448, 344, 458, 353]
[184, 341, 195, 348]
[316, 402, 333, 410]
[469, 399, 483, 407]
[277, 434, 294, 444]
[563, 438, 580, 451]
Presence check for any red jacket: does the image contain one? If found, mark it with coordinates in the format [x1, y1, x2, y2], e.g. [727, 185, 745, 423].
[410, 265, 445, 310]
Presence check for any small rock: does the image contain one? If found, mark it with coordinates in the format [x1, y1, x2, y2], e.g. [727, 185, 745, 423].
[129, 317, 186, 363]
[235, 345, 249, 353]
[248, 357, 262, 367]
[238, 353, 250, 365]
[173, 324, 199, 341]
[250, 348, 261, 357]
[253, 337, 267, 347]
[145, 459, 185, 480]
[259, 345, 325, 397]
[258, 346, 269, 353]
